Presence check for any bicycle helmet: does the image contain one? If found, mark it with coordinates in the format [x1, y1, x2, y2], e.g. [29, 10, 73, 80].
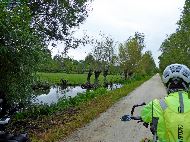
[162, 64, 190, 87]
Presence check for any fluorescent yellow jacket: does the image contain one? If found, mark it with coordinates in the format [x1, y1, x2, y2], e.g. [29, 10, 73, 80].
[141, 91, 190, 142]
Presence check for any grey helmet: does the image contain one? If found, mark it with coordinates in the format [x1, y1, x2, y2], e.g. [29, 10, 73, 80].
[162, 64, 190, 86]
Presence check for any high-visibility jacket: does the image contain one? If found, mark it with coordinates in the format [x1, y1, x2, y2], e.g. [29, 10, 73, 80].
[140, 91, 190, 142]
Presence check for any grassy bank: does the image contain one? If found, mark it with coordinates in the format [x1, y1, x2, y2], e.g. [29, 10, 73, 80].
[36, 72, 122, 85]
[9, 75, 152, 142]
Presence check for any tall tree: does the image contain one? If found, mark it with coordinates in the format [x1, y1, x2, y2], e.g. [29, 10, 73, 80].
[84, 53, 95, 69]
[92, 33, 116, 85]
[0, 3, 44, 104]
[6, 0, 93, 51]
[119, 32, 145, 79]
[159, 31, 190, 72]
[139, 51, 156, 75]
[159, 0, 190, 71]
[92, 33, 116, 69]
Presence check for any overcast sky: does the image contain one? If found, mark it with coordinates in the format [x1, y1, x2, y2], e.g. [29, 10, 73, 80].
[52, 0, 185, 67]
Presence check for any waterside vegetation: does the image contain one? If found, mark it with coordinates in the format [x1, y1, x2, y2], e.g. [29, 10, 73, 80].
[9, 75, 151, 142]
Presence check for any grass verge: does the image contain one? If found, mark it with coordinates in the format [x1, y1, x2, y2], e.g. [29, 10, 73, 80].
[36, 72, 122, 85]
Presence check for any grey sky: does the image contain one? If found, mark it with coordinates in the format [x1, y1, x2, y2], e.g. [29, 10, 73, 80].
[52, 0, 185, 67]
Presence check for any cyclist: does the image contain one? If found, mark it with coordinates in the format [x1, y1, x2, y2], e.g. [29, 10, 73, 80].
[141, 63, 190, 142]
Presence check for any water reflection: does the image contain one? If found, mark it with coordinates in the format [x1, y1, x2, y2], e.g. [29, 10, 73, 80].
[33, 84, 122, 105]
[33, 86, 86, 105]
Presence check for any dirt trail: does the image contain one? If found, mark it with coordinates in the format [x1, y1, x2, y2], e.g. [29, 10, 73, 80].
[61, 74, 167, 142]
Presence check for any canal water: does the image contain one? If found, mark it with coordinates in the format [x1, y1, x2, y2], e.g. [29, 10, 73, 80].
[33, 84, 122, 105]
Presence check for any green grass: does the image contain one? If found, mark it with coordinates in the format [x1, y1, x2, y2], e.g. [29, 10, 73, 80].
[36, 72, 122, 85]
[12, 75, 152, 142]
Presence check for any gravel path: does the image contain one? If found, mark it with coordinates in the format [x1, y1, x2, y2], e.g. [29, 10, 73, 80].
[61, 74, 167, 142]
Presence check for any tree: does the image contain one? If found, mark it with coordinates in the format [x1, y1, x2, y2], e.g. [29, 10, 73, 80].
[159, 31, 190, 72]
[76, 60, 85, 74]
[37, 49, 60, 72]
[178, 0, 190, 32]
[159, 0, 190, 71]
[6, 0, 93, 51]
[84, 53, 95, 70]
[91, 33, 116, 85]
[119, 32, 145, 79]
[85, 53, 94, 64]
[0, 0, 93, 105]
[92, 34, 116, 64]
[92, 33, 116, 71]
[0, 3, 45, 104]
[139, 51, 156, 75]
[109, 55, 120, 75]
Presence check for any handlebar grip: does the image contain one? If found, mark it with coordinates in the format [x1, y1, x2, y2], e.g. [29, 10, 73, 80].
[121, 115, 131, 121]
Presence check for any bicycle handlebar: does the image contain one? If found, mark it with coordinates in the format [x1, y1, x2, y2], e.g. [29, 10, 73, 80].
[131, 102, 146, 115]
[121, 102, 146, 122]
[121, 102, 149, 128]
[131, 116, 141, 120]
[121, 115, 142, 121]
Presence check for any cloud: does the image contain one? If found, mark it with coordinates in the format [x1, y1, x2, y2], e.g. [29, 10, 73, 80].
[53, 0, 185, 67]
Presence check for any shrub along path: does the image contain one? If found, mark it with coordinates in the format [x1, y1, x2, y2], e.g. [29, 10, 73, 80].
[61, 74, 167, 142]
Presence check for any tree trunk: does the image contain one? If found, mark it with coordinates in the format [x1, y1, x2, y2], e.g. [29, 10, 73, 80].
[87, 69, 93, 83]
[94, 70, 101, 86]
[103, 68, 109, 87]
